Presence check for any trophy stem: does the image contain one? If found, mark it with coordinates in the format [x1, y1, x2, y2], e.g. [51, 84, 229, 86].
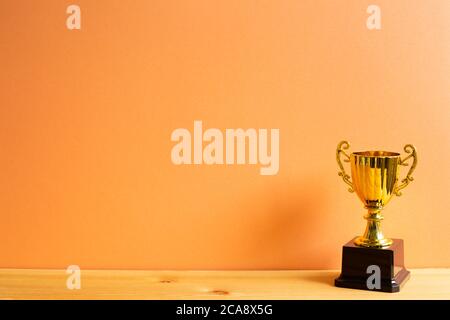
[354, 208, 393, 248]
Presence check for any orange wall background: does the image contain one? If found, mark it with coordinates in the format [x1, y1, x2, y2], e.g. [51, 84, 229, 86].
[0, 1, 449, 269]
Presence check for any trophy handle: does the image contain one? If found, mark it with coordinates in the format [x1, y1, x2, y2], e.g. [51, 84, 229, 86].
[336, 141, 354, 193]
[394, 144, 418, 196]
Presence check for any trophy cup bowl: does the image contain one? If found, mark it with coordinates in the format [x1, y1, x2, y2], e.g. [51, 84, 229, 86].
[335, 141, 417, 292]
[336, 141, 418, 248]
[350, 151, 400, 248]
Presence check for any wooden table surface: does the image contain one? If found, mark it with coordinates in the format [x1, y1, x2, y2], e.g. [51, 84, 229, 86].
[0, 268, 448, 300]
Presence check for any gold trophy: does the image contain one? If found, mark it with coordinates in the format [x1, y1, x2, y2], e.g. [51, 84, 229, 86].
[334, 141, 417, 292]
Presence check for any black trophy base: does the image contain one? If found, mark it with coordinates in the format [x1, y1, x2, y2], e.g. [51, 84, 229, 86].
[335, 238, 410, 293]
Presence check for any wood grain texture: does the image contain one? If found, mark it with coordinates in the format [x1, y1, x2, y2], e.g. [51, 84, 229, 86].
[0, 269, 449, 300]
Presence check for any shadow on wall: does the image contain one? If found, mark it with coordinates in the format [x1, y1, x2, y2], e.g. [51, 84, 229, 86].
[246, 177, 335, 269]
